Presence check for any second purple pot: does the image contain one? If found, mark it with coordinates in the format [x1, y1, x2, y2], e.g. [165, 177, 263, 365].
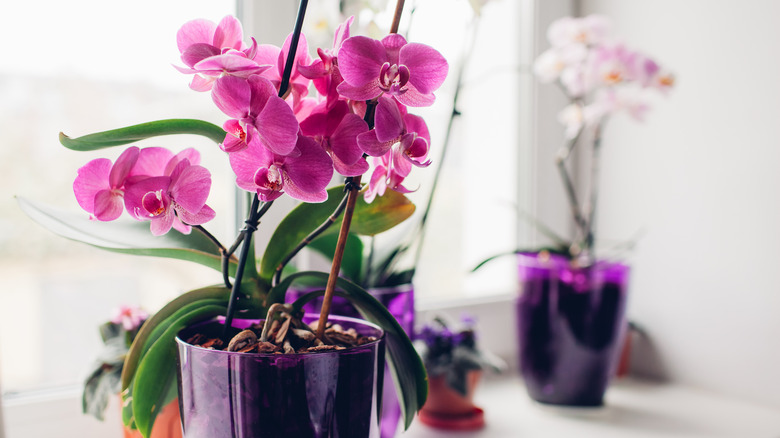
[516, 252, 629, 406]
[175, 315, 385, 438]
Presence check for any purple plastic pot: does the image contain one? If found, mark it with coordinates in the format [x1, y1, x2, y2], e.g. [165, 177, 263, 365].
[516, 252, 629, 406]
[289, 284, 414, 438]
[175, 315, 385, 438]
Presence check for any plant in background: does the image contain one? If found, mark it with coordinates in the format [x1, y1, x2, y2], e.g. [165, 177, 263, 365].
[20, 1, 448, 436]
[83, 305, 148, 421]
[513, 14, 674, 264]
[416, 316, 503, 396]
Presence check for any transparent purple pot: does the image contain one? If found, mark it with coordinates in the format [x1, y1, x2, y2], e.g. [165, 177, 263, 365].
[175, 315, 385, 438]
[289, 284, 414, 438]
[516, 253, 629, 406]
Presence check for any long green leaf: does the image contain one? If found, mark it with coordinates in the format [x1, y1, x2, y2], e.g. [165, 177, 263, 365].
[18, 197, 235, 276]
[59, 119, 225, 150]
[269, 271, 427, 430]
[132, 304, 227, 438]
[259, 187, 415, 282]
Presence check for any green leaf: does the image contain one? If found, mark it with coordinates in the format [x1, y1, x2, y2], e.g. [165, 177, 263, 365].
[132, 304, 227, 438]
[269, 271, 427, 430]
[59, 119, 225, 150]
[121, 287, 231, 390]
[259, 187, 415, 282]
[471, 247, 571, 272]
[17, 197, 236, 276]
[308, 233, 364, 283]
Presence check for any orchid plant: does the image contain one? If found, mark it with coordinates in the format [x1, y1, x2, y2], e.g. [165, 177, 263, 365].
[20, 2, 448, 436]
[478, 14, 674, 270]
[416, 316, 504, 396]
[83, 306, 148, 421]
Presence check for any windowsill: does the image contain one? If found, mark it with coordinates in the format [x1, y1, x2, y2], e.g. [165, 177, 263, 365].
[6, 374, 779, 438]
[403, 374, 780, 437]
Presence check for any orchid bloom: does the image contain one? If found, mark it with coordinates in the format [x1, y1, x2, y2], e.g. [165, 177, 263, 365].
[124, 159, 216, 236]
[212, 75, 300, 155]
[175, 16, 270, 92]
[364, 154, 412, 203]
[111, 305, 148, 331]
[337, 34, 449, 107]
[73, 147, 140, 221]
[357, 96, 431, 169]
[299, 100, 369, 176]
[229, 133, 333, 202]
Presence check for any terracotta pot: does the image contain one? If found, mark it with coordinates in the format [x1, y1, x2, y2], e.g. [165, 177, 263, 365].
[123, 398, 182, 438]
[419, 370, 484, 430]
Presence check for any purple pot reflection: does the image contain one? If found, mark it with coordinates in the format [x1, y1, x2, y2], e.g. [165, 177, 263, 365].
[175, 315, 385, 438]
[516, 252, 629, 406]
[289, 284, 414, 438]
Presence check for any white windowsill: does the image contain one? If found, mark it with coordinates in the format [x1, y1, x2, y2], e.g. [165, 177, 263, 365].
[6, 374, 780, 438]
[403, 374, 780, 437]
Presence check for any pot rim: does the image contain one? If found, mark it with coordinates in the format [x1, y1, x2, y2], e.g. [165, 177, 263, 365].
[175, 313, 385, 357]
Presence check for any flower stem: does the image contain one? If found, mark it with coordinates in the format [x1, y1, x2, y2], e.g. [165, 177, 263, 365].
[279, 0, 309, 99]
[223, 195, 261, 336]
[315, 176, 362, 340]
[223, 0, 309, 334]
[315, 0, 405, 338]
[390, 0, 406, 34]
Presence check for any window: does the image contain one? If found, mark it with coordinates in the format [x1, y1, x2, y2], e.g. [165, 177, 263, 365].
[0, 0, 237, 395]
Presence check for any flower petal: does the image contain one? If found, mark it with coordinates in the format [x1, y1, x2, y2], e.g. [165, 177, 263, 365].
[357, 130, 394, 157]
[283, 136, 333, 202]
[336, 79, 381, 101]
[92, 189, 124, 221]
[109, 147, 140, 189]
[131, 147, 174, 178]
[212, 76, 251, 119]
[400, 42, 448, 95]
[177, 19, 216, 53]
[177, 203, 216, 226]
[338, 36, 386, 87]
[213, 15, 244, 50]
[330, 112, 369, 165]
[73, 158, 111, 213]
[170, 164, 212, 213]
[374, 96, 405, 142]
[255, 94, 300, 156]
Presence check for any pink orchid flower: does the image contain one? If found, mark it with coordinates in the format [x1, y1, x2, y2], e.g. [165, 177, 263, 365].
[364, 154, 412, 204]
[229, 133, 333, 202]
[337, 34, 448, 107]
[175, 16, 270, 92]
[111, 305, 148, 331]
[212, 75, 300, 155]
[73, 146, 140, 221]
[298, 16, 354, 108]
[587, 44, 641, 88]
[124, 159, 216, 236]
[299, 100, 369, 176]
[357, 96, 432, 170]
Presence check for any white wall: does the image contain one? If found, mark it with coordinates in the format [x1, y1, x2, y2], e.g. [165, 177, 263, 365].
[577, 0, 780, 407]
